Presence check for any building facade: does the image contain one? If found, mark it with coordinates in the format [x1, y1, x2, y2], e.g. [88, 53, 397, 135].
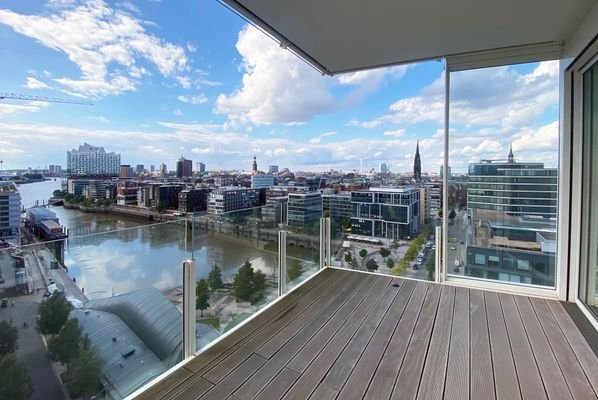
[178, 189, 209, 213]
[250, 174, 274, 189]
[287, 192, 322, 230]
[0, 181, 21, 240]
[67, 143, 120, 176]
[350, 187, 420, 240]
[465, 151, 558, 286]
[176, 158, 193, 179]
[207, 187, 259, 215]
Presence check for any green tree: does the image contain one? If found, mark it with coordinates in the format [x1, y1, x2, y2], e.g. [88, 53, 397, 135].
[232, 260, 255, 302]
[438, 209, 443, 218]
[37, 292, 72, 335]
[344, 253, 352, 263]
[366, 259, 379, 271]
[350, 258, 359, 269]
[391, 259, 409, 276]
[156, 201, 166, 213]
[47, 318, 81, 366]
[379, 247, 390, 259]
[359, 249, 368, 259]
[0, 353, 30, 400]
[287, 260, 304, 282]
[253, 270, 267, 295]
[449, 209, 456, 221]
[0, 321, 18, 357]
[208, 264, 223, 291]
[195, 279, 210, 317]
[66, 347, 102, 400]
[386, 257, 394, 270]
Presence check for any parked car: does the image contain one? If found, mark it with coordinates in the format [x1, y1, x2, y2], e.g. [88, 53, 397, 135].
[450, 246, 457, 250]
[1, 298, 7, 308]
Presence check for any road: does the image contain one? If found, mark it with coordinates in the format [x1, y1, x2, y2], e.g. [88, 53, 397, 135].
[1, 293, 68, 400]
[446, 210, 468, 276]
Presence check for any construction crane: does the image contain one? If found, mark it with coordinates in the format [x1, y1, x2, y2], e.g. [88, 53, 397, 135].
[0, 92, 93, 105]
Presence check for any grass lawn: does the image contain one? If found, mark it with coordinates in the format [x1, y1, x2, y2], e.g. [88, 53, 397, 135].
[224, 312, 252, 333]
[197, 317, 220, 331]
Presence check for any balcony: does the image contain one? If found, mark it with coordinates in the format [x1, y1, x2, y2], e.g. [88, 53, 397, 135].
[134, 267, 598, 400]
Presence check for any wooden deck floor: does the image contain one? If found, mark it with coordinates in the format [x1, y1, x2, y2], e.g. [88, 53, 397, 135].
[136, 268, 598, 400]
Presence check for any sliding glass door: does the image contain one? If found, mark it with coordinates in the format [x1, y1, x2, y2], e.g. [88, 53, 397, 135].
[580, 60, 598, 316]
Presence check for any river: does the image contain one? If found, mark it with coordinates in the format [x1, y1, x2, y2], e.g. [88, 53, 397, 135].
[16, 180, 279, 299]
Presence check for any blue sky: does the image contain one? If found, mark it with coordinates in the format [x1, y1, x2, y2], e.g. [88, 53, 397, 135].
[0, 0, 559, 173]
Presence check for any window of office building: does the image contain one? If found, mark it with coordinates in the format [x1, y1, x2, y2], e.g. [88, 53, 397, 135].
[448, 61, 559, 287]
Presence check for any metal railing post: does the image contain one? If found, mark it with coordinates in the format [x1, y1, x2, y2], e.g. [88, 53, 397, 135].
[183, 259, 196, 359]
[435, 225, 442, 283]
[320, 217, 331, 269]
[278, 230, 287, 296]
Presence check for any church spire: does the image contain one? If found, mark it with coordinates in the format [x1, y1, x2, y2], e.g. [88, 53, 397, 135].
[508, 143, 514, 163]
[413, 141, 422, 182]
[252, 155, 258, 173]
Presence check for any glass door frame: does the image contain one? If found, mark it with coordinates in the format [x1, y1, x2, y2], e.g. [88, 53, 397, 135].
[568, 37, 598, 329]
[439, 53, 568, 300]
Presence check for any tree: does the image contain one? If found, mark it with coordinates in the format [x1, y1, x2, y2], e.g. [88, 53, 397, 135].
[344, 253, 353, 264]
[253, 270, 267, 294]
[156, 201, 166, 213]
[47, 318, 81, 366]
[379, 247, 390, 259]
[66, 347, 102, 400]
[232, 260, 255, 302]
[195, 279, 210, 317]
[287, 260, 304, 282]
[0, 353, 30, 400]
[449, 209, 456, 221]
[0, 321, 18, 357]
[438, 209, 443, 218]
[386, 257, 394, 270]
[208, 264, 223, 291]
[366, 259, 379, 271]
[359, 249, 368, 259]
[37, 292, 72, 335]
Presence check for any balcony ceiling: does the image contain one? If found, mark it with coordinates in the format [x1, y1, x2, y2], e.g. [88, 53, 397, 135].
[221, 0, 597, 74]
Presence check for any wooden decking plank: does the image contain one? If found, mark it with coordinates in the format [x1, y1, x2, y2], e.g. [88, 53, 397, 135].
[322, 279, 416, 391]
[500, 293, 546, 400]
[444, 287, 470, 400]
[134, 367, 195, 400]
[515, 295, 573, 400]
[484, 291, 521, 400]
[286, 276, 393, 374]
[202, 270, 356, 383]
[390, 284, 442, 400]
[531, 298, 597, 400]
[416, 285, 456, 400]
[198, 354, 267, 400]
[184, 268, 338, 374]
[234, 274, 378, 400]
[256, 271, 367, 359]
[169, 377, 213, 400]
[547, 300, 598, 396]
[309, 384, 339, 400]
[362, 282, 429, 400]
[254, 368, 300, 400]
[469, 289, 494, 400]
[281, 276, 394, 400]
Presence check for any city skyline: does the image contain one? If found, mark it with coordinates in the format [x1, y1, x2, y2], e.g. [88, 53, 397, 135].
[0, 1, 559, 172]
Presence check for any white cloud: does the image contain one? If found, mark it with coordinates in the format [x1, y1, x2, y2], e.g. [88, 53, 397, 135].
[0, 1, 190, 97]
[214, 25, 335, 125]
[177, 76, 192, 89]
[177, 94, 208, 105]
[383, 129, 406, 137]
[173, 108, 183, 117]
[346, 118, 383, 129]
[24, 76, 51, 90]
[88, 115, 110, 123]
